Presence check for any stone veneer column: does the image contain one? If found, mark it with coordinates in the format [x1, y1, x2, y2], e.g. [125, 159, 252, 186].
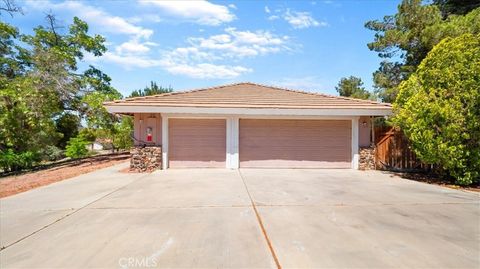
[359, 146, 376, 170]
[130, 146, 162, 172]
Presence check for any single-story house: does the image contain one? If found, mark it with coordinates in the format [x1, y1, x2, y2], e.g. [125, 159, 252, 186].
[104, 82, 392, 170]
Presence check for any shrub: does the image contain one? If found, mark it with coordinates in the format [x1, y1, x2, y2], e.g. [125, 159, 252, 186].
[393, 34, 480, 185]
[39, 145, 65, 162]
[0, 149, 38, 172]
[65, 137, 90, 159]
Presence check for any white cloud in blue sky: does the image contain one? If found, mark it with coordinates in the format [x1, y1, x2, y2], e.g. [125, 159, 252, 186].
[138, 0, 236, 26]
[13, 0, 399, 96]
[283, 9, 327, 29]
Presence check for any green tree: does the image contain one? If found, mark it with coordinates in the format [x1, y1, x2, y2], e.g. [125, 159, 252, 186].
[0, 15, 114, 171]
[366, 0, 442, 68]
[433, 0, 480, 17]
[393, 34, 480, 185]
[420, 8, 480, 51]
[372, 61, 407, 103]
[112, 117, 133, 150]
[82, 89, 135, 151]
[365, 0, 479, 103]
[129, 81, 173, 97]
[56, 113, 80, 149]
[335, 76, 372, 100]
[83, 91, 121, 128]
[365, 0, 442, 102]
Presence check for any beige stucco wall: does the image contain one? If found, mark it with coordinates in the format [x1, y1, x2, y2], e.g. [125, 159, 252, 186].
[133, 113, 162, 146]
[358, 116, 372, 147]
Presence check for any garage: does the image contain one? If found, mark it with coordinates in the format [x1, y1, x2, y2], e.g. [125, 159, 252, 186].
[105, 82, 392, 170]
[168, 118, 226, 168]
[239, 119, 352, 168]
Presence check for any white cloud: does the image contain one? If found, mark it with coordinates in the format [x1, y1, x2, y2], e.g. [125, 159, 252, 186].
[265, 7, 328, 29]
[161, 62, 251, 79]
[93, 50, 251, 78]
[115, 40, 158, 55]
[26, 1, 153, 38]
[91, 27, 287, 79]
[283, 9, 327, 29]
[25, 0, 293, 80]
[87, 27, 272, 78]
[185, 27, 290, 58]
[154, 28, 289, 79]
[139, 0, 235, 26]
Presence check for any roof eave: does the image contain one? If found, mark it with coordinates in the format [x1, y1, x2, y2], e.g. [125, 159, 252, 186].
[104, 105, 392, 116]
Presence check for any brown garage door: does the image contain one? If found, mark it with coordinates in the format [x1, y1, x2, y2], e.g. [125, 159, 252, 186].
[169, 119, 226, 168]
[240, 119, 351, 168]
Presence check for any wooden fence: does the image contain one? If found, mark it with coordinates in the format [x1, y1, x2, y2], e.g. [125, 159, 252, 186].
[375, 127, 434, 171]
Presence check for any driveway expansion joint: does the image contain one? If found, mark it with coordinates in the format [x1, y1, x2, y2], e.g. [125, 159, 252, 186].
[253, 201, 479, 207]
[238, 170, 282, 269]
[0, 172, 152, 251]
[86, 205, 252, 209]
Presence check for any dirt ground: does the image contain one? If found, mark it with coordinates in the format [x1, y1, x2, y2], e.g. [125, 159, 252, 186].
[0, 153, 130, 198]
[390, 171, 479, 192]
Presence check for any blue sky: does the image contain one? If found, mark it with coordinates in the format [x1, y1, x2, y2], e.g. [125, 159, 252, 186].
[6, 0, 400, 97]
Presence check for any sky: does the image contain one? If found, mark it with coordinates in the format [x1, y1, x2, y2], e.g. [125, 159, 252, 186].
[5, 0, 400, 97]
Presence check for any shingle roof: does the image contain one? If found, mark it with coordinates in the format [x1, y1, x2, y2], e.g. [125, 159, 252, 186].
[105, 82, 391, 110]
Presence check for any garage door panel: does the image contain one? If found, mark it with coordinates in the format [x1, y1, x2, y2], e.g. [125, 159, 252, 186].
[240, 119, 351, 168]
[240, 159, 350, 168]
[169, 119, 226, 168]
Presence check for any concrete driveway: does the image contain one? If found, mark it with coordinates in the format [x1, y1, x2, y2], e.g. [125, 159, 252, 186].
[1, 163, 478, 268]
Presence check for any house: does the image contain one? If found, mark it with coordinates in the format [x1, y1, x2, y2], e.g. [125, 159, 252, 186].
[104, 82, 392, 170]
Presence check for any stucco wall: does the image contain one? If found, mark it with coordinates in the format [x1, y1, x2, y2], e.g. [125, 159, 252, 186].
[358, 116, 371, 147]
[133, 113, 162, 146]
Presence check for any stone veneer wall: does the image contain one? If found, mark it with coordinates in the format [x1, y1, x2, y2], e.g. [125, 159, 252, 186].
[359, 146, 376, 170]
[130, 146, 162, 172]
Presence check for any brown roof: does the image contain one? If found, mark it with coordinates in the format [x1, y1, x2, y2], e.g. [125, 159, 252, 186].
[105, 82, 391, 110]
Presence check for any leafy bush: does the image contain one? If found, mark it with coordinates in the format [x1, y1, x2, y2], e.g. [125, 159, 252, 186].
[393, 34, 480, 185]
[65, 137, 90, 159]
[0, 149, 38, 172]
[78, 128, 97, 143]
[39, 145, 65, 162]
